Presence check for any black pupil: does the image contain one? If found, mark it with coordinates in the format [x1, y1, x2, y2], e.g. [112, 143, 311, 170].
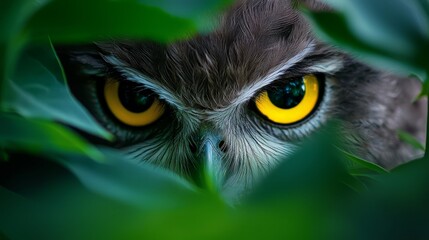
[118, 82, 154, 113]
[267, 77, 306, 109]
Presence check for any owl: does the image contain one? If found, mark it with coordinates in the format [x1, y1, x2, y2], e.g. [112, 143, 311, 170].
[57, 0, 427, 197]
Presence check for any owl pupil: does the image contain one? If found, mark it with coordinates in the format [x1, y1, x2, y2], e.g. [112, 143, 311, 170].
[268, 78, 306, 109]
[118, 82, 154, 113]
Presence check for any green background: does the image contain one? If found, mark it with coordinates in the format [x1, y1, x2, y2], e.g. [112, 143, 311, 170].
[1, 0, 429, 239]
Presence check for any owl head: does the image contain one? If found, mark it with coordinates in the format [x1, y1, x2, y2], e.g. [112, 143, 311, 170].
[57, 0, 426, 198]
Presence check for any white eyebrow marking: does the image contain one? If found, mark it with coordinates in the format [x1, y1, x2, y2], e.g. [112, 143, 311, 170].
[102, 55, 202, 129]
[305, 58, 344, 74]
[231, 43, 315, 107]
[102, 55, 185, 109]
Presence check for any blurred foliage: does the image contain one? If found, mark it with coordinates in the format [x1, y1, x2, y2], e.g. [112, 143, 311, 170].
[398, 130, 426, 151]
[2, 43, 112, 139]
[0, 113, 102, 159]
[0, 0, 429, 239]
[303, 0, 429, 79]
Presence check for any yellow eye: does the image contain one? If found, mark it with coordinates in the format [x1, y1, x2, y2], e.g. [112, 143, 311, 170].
[255, 74, 320, 125]
[104, 79, 165, 127]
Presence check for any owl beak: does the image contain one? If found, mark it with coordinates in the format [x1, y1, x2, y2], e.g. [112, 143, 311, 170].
[193, 130, 226, 192]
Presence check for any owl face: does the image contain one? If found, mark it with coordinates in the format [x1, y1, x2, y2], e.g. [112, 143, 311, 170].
[59, 0, 426, 197]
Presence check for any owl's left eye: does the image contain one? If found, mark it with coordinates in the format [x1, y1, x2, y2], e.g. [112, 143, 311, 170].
[104, 79, 165, 127]
[255, 74, 321, 125]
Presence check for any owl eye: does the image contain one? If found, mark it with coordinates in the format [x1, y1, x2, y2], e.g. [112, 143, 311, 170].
[255, 74, 320, 125]
[104, 79, 165, 127]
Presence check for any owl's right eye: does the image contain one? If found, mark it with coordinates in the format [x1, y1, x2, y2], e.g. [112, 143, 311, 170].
[104, 79, 165, 127]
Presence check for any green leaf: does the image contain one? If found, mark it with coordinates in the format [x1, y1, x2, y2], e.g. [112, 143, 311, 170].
[338, 148, 389, 174]
[139, 0, 232, 17]
[0, 113, 101, 160]
[346, 159, 429, 239]
[1, 43, 112, 139]
[0, 0, 50, 86]
[0, 158, 332, 240]
[139, 0, 233, 33]
[0, 119, 198, 208]
[397, 130, 425, 151]
[323, 0, 429, 50]
[303, 0, 429, 76]
[0, 186, 35, 240]
[24, 0, 197, 43]
[62, 148, 199, 209]
[417, 77, 429, 98]
[247, 124, 353, 203]
[0, 0, 50, 42]
[0, 149, 9, 162]
[0, 153, 210, 239]
[0, 181, 223, 240]
[337, 148, 388, 192]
